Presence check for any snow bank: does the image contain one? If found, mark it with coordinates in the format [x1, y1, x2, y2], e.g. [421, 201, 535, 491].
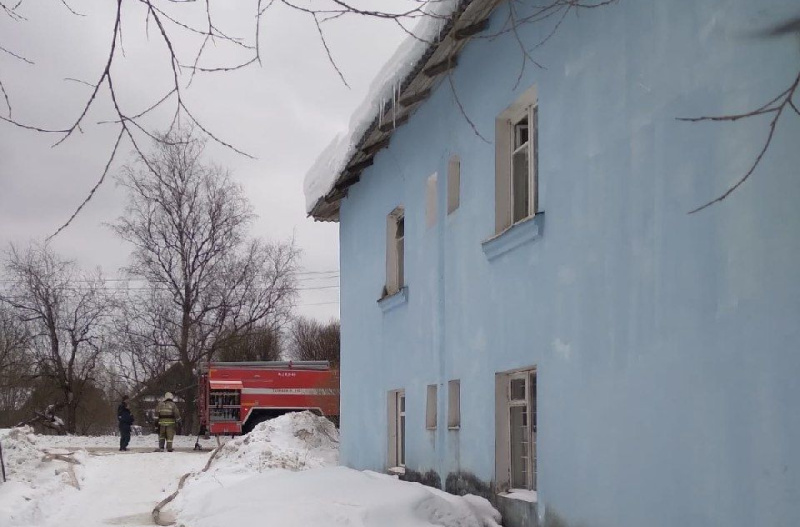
[172, 411, 501, 527]
[0, 427, 42, 481]
[179, 467, 501, 527]
[304, 0, 461, 213]
[0, 427, 86, 526]
[211, 410, 339, 473]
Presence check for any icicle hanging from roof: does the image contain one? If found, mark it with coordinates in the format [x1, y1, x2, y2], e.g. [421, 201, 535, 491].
[303, 0, 463, 215]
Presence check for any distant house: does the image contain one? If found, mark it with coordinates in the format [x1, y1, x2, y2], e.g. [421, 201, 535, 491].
[132, 362, 189, 428]
[305, 1, 800, 527]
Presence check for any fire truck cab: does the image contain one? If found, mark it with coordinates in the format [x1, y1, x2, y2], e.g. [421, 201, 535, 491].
[197, 361, 339, 436]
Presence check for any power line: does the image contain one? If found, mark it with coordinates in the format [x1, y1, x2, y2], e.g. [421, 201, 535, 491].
[0, 285, 340, 294]
[0, 274, 339, 284]
[0, 276, 338, 288]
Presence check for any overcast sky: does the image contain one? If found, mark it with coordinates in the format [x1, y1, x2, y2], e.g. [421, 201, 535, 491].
[0, 0, 418, 321]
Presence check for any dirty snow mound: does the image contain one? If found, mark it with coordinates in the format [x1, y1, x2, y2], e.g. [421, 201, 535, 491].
[0, 427, 43, 481]
[212, 411, 339, 473]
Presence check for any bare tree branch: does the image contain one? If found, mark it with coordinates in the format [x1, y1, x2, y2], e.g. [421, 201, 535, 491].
[682, 70, 800, 214]
[47, 128, 126, 241]
[0, 0, 626, 235]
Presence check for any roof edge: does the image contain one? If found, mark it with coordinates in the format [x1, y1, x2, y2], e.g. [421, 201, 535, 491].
[306, 0, 501, 222]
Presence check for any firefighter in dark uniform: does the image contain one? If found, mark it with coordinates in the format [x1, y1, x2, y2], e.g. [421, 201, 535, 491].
[156, 392, 181, 452]
[117, 395, 135, 451]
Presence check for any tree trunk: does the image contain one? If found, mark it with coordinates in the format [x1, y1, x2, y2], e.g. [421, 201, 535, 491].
[178, 364, 197, 434]
[65, 398, 78, 434]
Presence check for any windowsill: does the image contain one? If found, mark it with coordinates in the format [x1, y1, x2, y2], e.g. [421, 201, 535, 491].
[481, 212, 544, 261]
[447, 425, 461, 431]
[378, 287, 408, 312]
[387, 466, 406, 476]
[499, 489, 538, 503]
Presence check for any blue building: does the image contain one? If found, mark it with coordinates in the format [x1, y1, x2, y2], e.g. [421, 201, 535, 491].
[305, 1, 800, 526]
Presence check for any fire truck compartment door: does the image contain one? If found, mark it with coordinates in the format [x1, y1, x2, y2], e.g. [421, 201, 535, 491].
[210, 380, 243, 390]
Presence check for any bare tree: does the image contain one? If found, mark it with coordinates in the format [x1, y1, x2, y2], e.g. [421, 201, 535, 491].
[289, 317, 340, 369]
[213, 324, 282, 362]
[110, 287, 181, 392]
[0, 243, 112, 433]
[0, 305, 30, 427]
[111, 129, 298, 430]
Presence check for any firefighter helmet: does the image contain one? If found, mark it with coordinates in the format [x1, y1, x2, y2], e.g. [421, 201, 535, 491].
[164, 392, 174, 401]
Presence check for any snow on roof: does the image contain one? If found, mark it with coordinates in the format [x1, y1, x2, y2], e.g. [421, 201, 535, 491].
[303, 0, 463, 216]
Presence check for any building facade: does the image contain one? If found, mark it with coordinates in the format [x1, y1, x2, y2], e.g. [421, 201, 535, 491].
[307, 1, 800, 526]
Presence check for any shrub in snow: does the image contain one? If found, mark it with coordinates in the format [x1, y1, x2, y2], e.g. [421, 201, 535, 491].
[401, 468, 442, 489]
[445, 470, 494, 502]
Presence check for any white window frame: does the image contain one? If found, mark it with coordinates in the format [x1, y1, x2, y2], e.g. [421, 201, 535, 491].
[388, 389, 406, 469]
[495, 85, 539, 234]
[447, 379, 461, 429]
[385, 207, 405, 296]
[495, 367, 537, 492]
[426, 384, 437, 430]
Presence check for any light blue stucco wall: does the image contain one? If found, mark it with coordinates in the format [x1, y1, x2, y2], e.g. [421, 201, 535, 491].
[336, 1, 800, 526]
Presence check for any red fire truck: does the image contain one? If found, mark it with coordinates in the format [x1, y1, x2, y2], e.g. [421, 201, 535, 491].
[197, 361, 339, 436]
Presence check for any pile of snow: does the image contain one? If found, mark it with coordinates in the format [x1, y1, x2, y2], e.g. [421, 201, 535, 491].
[179, 466, 501, 527]
[171, 411, 501, 527]
[0, 427, 86, 526]
[0, 427, 42, 481]
[304, 0, 462, 213]
[211, 410, 339, 473]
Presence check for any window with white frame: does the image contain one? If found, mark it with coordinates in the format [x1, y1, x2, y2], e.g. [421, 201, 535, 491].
[447, 379, 460, 429]
[495, 85, 539, 233]
[385, 207, 405, 296]
[388, 389, 406, 468]
[426, 384, 437, 430]
[495, 367, 537, 491]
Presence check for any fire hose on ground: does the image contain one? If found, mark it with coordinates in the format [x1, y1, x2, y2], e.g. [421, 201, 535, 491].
[151, 445, 223, 526]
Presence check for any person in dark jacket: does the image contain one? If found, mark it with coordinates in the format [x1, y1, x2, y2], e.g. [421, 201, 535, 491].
[117, 395, 135, 451]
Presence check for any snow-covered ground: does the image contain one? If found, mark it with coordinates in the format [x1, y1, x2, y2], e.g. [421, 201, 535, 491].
[0, 427, 208, 526]
[35, 432, 219, 451]
[1, 413, 501, 527]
